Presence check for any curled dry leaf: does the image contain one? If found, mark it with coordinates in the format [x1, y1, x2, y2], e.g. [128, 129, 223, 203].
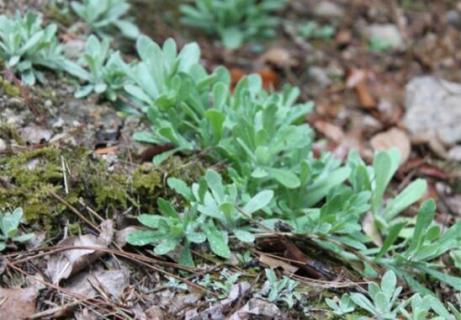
[259, 254, 298, 274]
[362, 212, 382, 246]
[347, 69, 376, 109]
[228, 298, 282, 320]
[313, 120, 345, 143]
[185, 282, 251, 320]
[258, 47, 298, 68]
[0, 287, 38, 320]
[46, 220, 114, 284]
[66, 269, 130, 300]
[370, 127, 411, 164]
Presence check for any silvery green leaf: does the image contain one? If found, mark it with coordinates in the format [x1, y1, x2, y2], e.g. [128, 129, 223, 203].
[114, 20, 139, 39]
[233, 229, 255, 243]
[204, 223, 230, 259]
[127, 230, 161, 246]
[1, 208, 23, 238]
[154, 238, 178, 255]
[138, 214, 163, 229]
[75, 84, 94, 98]
[12, 233, 34, 243]
[242, 190, 273, 214]
[381, 270, 397, 300]
[384, 179, 427, 220]
[270, 168, 301, 189]
[0, 241, 5, 251]
[167, 178, 193, 201]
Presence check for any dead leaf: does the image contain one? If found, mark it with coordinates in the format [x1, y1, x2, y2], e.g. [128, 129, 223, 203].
[355, 81, 377, 109]
[371, 127, 411, 164]
[95, 146, 118, 155]
[228, 298, 281, 320]
[145, 305, 165, 320]
[259, 254, 298, 274]
[46, 220, 114, 284]
[185, 282, 251, 320]
[362, 212, 382, 246]
[75, 309, 98, 320]
[313, 120, 345, 143]
[0, 287, 38, 320]
[66, 269, 129, 300]
[259, 68, 278, 89]
[347, 69, 376, 109]
[259, 47, 297, 68]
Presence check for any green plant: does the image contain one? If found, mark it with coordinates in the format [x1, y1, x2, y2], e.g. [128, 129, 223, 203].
[126, 198, 204, 266]
[298, 22, 335, 40]
[122, 36, 461, 307]
[325, 294, 355, 316]
[263, 269, 302, 308]
[168, 169, 274, 258]
[0, 208, 34, 251]
[71, 0, 139, 39]
[349, 270, 402, 320]
[399, 293, 459, 320]
[180, 0, 286, 49]
[0, 11, 67, 85]
[64, 35, 127, 100]
[198, 270, 241, 299]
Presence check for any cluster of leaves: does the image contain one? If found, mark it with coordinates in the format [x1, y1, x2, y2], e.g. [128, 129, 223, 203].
[127, 168, 273, 265]
[120, 36, 461, 315]
[180, 0, 286, 49]
[0, 12, 68, 85]
[0, 208, 34, 251]
[70, 0, 139, 39]
[327, 270, 461, 320]
[64, 35, 126, 100]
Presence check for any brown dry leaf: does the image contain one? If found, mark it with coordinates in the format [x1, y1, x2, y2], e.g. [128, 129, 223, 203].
[347, 69, 376, 109]
[228, 298, 281, 320]
[362, 212, 382, 246]
[259, 47, 297, 68]
[66, 269, 129, 300]
[185, 282, 251, 320]
[94, 146, 118, 155]
[259, 68, 279, 89]
[145, 306, 165, 320]
[313, 120, 345, 143]
[0, 287, 38, 320]
[259, 254, 298, 274]
[370, 127, 411, 164]
[46, 220, 114, 284]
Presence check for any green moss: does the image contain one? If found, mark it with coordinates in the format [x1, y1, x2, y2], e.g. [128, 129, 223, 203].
[0, 146, 206, 228]
[0, 76, 20, 97]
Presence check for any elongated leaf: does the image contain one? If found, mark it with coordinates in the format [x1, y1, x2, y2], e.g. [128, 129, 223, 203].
[204, 223, 230, 259]
[409, 199, 436, 252]
[384, 179, 427, 220]
[242, 190, 273, 215]
[270, 168, 301, 189]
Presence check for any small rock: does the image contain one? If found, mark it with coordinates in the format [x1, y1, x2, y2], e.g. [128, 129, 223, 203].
[366, 24, 405, 50]
[20, 125, 53, 144]
[448, 145, 461, 161]
[308, 67, 331, 88]
[0, 139, 6, 152]
[403, 76, 461, 145]
[446, 10, 461, 28]
[313, 1, 344, 18]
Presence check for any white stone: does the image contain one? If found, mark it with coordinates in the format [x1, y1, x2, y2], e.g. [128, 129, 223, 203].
[403, 76, 461, 145]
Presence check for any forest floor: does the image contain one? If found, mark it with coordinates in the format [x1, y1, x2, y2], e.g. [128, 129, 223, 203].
[2, 0, 461, 319]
